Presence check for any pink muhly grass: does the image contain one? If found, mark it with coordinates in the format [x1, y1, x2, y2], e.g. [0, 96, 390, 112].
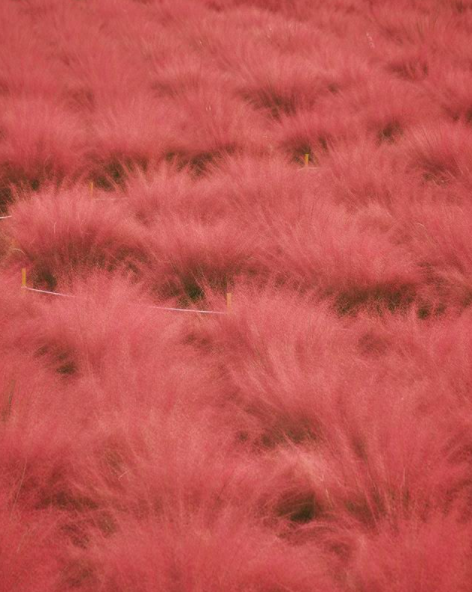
[1, 0, 472, 589]
[209, 153, 317, 218]
[88, 93, 172, 187]
[253, 198, 420, 309]
[273, 104, 351, 164]
[83, 507, 336, 592]
[144, 213, 256, 301]
[427, 63, 472, 123]
[0, 97, 86, 200]
[319, 138, 415, 208]
[228, 46, 344, 118]
[163, 87, 270, 170]
[124, 165, 230, 223]
[0, 501, 61, 592]
[406, 200, 472, 306]
[6, 188, 146, 290]
[348, 513, 472, 592]
[405, 121, 472, 186]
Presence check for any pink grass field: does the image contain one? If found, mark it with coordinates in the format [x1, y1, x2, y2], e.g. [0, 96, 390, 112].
[2, 0, 472, 589]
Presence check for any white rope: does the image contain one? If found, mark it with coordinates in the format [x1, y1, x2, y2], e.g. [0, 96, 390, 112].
[21, 286, 226, 315]
[149, 304, 225, 315]
[22, 286, 75, 298]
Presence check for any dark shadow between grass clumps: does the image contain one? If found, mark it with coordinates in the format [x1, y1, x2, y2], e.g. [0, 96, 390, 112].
[288, 135, 331, 165]
[32, 267, 58, 292]
[64, 87, 96, 112]
[240, 89, 297, 120]
[165, 146, 237, 177]
[377, 121, 403, 144]
[416, 301, 447, 319]
[335, 284, 416, 316]
[0, 164, 55, 213]
[89, 156, 149, 191]
[276, 491, 320, 525]
[35, 344, 78, 378]
[290, 143, 315, 166]
[388, 59, 429, 82]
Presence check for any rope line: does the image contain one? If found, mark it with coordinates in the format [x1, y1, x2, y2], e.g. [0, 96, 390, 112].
[21, 286, 227, 315]
[22, 286, 75, 298]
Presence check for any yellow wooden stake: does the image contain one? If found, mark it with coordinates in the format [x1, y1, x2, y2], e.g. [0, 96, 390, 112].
[226, 292, 232, 313]
[90, 181, 94, 197]
[304, 153, 310, 166]
[21, 267, 27, 289]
